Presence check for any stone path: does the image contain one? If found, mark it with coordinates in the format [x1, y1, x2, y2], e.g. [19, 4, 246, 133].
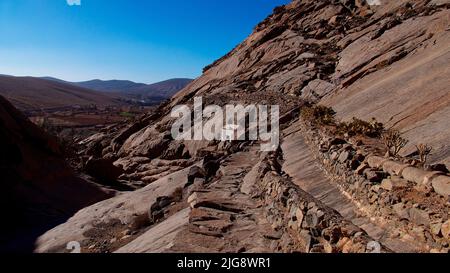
[281, 123, 423, 253]
[166, 148, 276, 253]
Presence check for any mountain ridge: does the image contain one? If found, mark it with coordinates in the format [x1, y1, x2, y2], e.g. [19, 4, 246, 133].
[42, 77, 194, 99]
[0, 75, 124, 111]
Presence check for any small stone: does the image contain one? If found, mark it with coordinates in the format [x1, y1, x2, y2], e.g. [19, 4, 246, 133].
[187, 192, 199, 208]
[355, 163, 369, 175]
[304, 211, 319, 228]
[330, 152, 339, 161]
[349, 159, 360, 170]
[431, 223, 442, 236]
[187, 166, 206, 185]
[296, 208, 304, 227]
[364, 169, 384, 182]
[338, 151, 351, 163]
[393, 203, 409, 220]
[441, 220, 450, 240]
[328, 15, 340, 26]
[337, 237, 350, 251]
[299, 230, 312, 253]
[342, 240, 355, 253]
[121, 229, 131, 236]
[310, 244, 325, 253]
[110, 238, 117, 244]
[381, 178, 408, 191]
[409, 208, 430, 227]
[121, 235, 132, 240]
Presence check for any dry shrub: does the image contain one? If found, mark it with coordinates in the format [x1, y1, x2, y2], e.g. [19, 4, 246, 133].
[170, 187, 184, 202]
[382, 129, 409, 157]
[130, 213, 151, 231]
[415, 144, 432, 165]
[301, 105, 336, 126]
[336, 117, 384, 138]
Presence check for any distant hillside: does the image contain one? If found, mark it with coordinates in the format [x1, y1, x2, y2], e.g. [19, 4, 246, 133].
[0, 75, 123, 112]
[73, 79, 148, 93]
[43, 77, 193, 101]
[128, 78, 194, 98]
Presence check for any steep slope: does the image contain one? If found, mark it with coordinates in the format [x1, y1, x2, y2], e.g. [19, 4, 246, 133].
[36, 0, 450, 253]
[0, 95, 114, 252]
[0, 75, 123, 111]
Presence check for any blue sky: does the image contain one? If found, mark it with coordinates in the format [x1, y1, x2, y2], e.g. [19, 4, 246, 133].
[0, 0, 290, 84]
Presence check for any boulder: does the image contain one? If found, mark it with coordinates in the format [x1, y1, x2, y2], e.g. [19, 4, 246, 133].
[338, 151, 351, 163]
[367, 156, 387, 169]
[187, 166, 206, 185]
[355, 163, 369, 175]
[381, 161, 409, 176]
[402, 167, 430, 185]
[393, 203, 409, 220]
[408, 208, 430, 227]
[380, 178, 408, 191]
[161, 141, 189, 160]
[431, 175, 450, 197]
[363, 169, 384, 182]
[85, 157, 124, 183]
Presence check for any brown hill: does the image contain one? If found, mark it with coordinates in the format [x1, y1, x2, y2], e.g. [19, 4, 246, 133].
[0, 75, 123, 112]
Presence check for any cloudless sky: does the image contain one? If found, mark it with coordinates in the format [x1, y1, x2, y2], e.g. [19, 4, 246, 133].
[0, 0, 290, 84]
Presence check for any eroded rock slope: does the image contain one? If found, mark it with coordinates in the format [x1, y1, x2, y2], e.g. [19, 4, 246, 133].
[36, 0, 450, 253]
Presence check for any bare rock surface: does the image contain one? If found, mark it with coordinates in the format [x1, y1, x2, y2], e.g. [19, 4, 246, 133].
[35, 166, 192, 253]
[33, 0, 450, 253]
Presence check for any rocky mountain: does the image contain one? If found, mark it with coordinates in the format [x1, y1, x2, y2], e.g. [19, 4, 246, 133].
[32, 0, 450, 253]
[0, 95, 114, 252]
[0, 75, 123, 112]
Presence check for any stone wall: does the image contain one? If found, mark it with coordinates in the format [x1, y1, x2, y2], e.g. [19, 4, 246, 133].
[254, 151, 391, 253]
[297, 121, 449, 253]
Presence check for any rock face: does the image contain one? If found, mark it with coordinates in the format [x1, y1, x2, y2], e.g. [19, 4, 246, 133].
[0, 95, 113, 252]
[35, 0, 449, 253]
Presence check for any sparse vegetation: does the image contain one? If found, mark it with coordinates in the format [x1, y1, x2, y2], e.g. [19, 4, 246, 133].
[301, 104, 336, 126]
[130, 213, 151, 231]
[119, 111, 135, 118]
[301, 105, 385, 139]
[336, 117, 384, 138]
[382, 129, 409, 157]
[415, 143, 433, 165]
[170, 187, 184, 202]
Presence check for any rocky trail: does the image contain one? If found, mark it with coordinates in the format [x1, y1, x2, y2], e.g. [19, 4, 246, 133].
[168, 148, 276, 253]
[282, 121, 424, 252]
